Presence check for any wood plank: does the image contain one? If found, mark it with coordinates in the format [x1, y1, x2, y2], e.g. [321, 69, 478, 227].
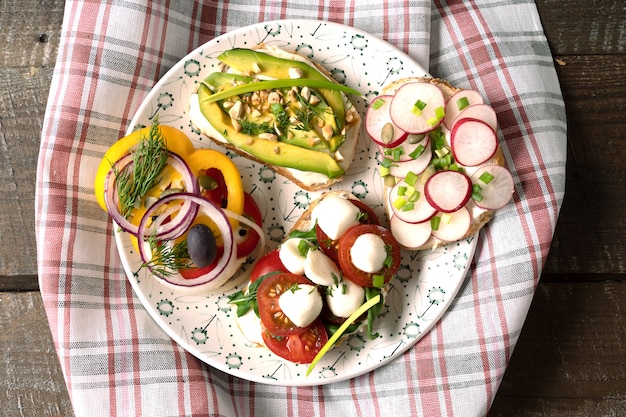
[0, 0, 64, 68]
[543, 55, 626, 275]
[0, 0, 63, 283]
[0, 292, 74, 417]
[491, 281, 626, 415]
[535, 0, 626, 55]
[0, 67, 54, 279]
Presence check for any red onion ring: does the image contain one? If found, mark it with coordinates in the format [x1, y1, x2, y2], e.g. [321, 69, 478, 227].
[137, 192, 236, 288]
[103, 152, 198, 238]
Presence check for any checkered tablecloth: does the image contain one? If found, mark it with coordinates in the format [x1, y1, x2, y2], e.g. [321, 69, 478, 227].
[36, 1, 566, 416]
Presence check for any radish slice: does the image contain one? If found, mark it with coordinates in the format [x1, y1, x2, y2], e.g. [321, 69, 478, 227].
[390, 214, 432, 249]
[390, 82, 445, 134]
[471, 165, 515, 210]
[388, 135, 432, 178]
[444, 90, 484, 129]
[430, 207, 471, 242]
[366, 95, 408, 148]
[424, 170, 471, 213]
[389, 179, 437, 224]
[450, 118, 498, 167]
[449, 103, 498, 132]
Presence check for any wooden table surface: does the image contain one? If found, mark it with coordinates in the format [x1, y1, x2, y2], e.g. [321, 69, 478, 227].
[1, 1, 624, 416]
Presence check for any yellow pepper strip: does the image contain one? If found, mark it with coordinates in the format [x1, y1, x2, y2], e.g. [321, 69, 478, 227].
[94, 125, 195, 212]
[185, 148, 245, 228]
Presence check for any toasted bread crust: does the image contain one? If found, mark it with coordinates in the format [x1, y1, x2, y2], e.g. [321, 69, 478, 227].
[381, 77, 506, 250]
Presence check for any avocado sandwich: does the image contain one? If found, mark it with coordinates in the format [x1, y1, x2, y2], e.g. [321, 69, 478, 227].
[189, 45, 362, 191]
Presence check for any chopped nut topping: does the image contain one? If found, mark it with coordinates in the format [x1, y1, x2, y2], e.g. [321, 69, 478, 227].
[288, 67, 304, 78]
[300, 86, 311, 101]
[229, 100, 244, 120]
[259, 133, 278, 141]
[268, 91, 282, 104]
[322, 124, 334, 141]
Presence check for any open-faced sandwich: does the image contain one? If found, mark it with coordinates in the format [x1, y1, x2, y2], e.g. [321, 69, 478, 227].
[189, 45, 362, 191]
[93, 120, 266, 293]
[228, 191, 401, 372]
[365, 77, 515, 250]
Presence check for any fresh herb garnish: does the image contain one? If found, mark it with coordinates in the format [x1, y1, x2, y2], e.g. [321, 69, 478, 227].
[364, 287, 383, 340]
[114, 118, 169, 217]
[238, 119, 274, 136]
[138, 231, 193, 278]
[228, 274, 274, 317]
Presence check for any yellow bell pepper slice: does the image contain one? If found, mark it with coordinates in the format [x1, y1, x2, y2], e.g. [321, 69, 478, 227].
[94, 125, 195, 212]
[185, 148, 245, 228]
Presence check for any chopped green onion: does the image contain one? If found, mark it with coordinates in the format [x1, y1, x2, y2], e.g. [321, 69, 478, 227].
[202, 78, 361, 104]
[405, 171, 418, 187]
[393, 197, 407, 210]
[408, 144, 425, 159]
[391, 147, 404, 161]
[306, 294, 381, 376]
[471, 184, 484, 201]
[414, 99, 427, 111]
[440, 213, 452, 224]
[401, 202, 414, 212]
[479, 171, 495, 184]
[380, 157, 394, 169]
[372, 274, 385, 288]
[457, 96, 470, 111]
[408, 190, 420, 203]
[379, 165, 390, 177]
[435, 106, 445, 119]
[434, 145, 450, 158]
[372, 97, 385, 109]
[271, 102, 284, 115]
[430, 216, 441, 231]
[397, 186, 407, 196]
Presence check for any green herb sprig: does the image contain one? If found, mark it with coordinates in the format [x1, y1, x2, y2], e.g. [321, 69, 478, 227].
[114, 118, 169, 217]
[138, 232, 193, 278]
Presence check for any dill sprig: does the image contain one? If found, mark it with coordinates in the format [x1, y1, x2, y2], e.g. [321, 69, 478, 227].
[139, 232, 193, 278]
[115, 119, 169, 217]
[238, 119, 273, 136]
[293, 91, 326, 131]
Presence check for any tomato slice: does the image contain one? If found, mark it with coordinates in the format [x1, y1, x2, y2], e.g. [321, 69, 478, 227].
[316, 199, 381, 262]
[337, 224, 401, 288]
[262, 319, 328, 364]
[250, 249, 288, 282]
[256, 273, 317, 336]
[234, 192, 263, 258]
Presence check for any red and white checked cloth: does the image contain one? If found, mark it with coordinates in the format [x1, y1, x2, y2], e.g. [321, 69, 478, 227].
[36, 1, 566, 416]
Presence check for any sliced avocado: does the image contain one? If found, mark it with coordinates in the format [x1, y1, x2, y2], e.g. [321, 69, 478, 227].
[204, 72, 333, 152]
[218, 48, 347, 132]
[197, 84, 344, 179]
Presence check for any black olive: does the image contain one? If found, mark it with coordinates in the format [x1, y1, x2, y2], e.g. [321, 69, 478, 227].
[186, 224, 217, 268]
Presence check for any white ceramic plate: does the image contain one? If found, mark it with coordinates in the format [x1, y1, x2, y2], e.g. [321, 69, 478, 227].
[116, 19, 477, 386]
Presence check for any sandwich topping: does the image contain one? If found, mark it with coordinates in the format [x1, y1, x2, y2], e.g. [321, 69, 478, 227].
[365, 79, 515, 249]
[228, 193, 400, 371]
